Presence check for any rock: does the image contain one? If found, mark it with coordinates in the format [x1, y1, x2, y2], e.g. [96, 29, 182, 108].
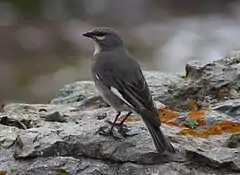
[50, 51, 240, 111]
[50, 81, 97, 104]
[164, 51, 240, 110]
[0, 115, 32, 129]
[165, 50, 240, 110]
[213, 99, 240, 117]
[224, 133, 240, 148]
[50, 81, 109, 109]
[1, 50, 240, 174]
[0, 156, 118, 175]
[185, 60, 209, 80]
[0, 124, 20, 148]
[50, 71, 185, 109]
[186, 146, 240, 171]
[119, 162, 239, 175]
[44, 111, 67, 122]
[11, 107, 179, 163]
[0, 102, 239, 174]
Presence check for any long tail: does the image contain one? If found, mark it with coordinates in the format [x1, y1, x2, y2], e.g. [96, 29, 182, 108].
[141, 112, 175, 154]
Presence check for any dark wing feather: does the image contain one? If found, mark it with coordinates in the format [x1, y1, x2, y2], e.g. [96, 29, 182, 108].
[92, 50, 161, 126]
[92, 47, 174, 154]
[96, 58, 156, 113]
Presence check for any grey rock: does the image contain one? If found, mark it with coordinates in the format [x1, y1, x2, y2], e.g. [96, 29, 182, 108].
[24, 157, 118, 175]
[200, 110, 239, 126]
[0, 156, 118, 175]
[186, 147, 240, 171]
[119, 162, 239, 175]
[11, 108, 178, 163]
[50, 81, 108, 109]
[213, 99, 240, 117]
[0, 103, 239, 174]
[185, 60, 209, 80]
[218, 50, 240, 66]
[2, 51, 240, 174]
[50, 51, 240, 111]
[44, 111, 67, 123]
[161, 50, 240, 110]
[0, 124, 20, 148]
[50, 81, 97, 104]
[50, 71, 185, 110]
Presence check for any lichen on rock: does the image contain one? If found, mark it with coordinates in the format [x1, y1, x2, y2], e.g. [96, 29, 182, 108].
[1, 50, 240, 174]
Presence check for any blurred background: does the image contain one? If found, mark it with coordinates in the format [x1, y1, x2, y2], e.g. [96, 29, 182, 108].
[1, 0, 240, 103]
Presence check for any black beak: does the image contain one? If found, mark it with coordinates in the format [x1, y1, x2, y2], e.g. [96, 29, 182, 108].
[83, 32, 93, 38]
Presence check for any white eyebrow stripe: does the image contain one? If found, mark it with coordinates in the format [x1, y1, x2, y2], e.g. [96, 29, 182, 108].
[95, 36, 105, 40]
[110, 87, 133, 108]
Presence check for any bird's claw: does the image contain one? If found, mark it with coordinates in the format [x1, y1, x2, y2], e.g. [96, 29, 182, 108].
[98, 126, 124, 140]
[106, 120, 131, 132]
[118, 128, 138, 138]
[98, 121, 137, 139]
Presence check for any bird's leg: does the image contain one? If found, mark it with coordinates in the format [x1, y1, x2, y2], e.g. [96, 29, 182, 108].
[109, 111, 121, 133]
[108, 111, 137, 138]
[118, 112, 132, 128]
[107, 112, 131, 127]
[117, 112, 137, 137]
[99, 111, 137, 138]
[98, 111, 122, 139]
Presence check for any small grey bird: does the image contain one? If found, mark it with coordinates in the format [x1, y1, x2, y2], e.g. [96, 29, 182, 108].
[83, 27, 175, 154]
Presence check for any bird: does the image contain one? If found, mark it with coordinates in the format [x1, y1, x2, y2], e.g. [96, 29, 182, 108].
[83, 27, 175, 154]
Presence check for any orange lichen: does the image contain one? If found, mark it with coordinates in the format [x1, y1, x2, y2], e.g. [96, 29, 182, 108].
[158, 108, 181, 122]
[187, 99, 197, 110]
[112, 106, 239, 138]
[211, 120, 240, 133]
[177, 120, 240, 138]
[176, 128, 199, 137]
[117, 116, 141, 122]
[187, 110, 205, 118]
[197, 118, 207, 127]
[163, 121, 181, 127]
[217, 88, 228, 98]
[122, 117, 141, 122]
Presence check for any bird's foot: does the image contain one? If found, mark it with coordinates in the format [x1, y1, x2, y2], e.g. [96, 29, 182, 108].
[106, 120, 130, 131]
[98, 126, 125, 140]
[118, 127, 138, 138]
[105, 120, 138, 138]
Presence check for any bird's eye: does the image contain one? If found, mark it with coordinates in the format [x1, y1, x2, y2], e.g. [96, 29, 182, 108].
[95, 35, 106, 40]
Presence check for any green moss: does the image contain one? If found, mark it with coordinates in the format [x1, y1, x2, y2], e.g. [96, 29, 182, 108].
[224, 133, 240, 148]
[183, 118, 198, 129]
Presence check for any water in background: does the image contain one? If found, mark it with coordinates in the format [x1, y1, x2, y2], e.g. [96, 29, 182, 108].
[1, 0, 240, 103]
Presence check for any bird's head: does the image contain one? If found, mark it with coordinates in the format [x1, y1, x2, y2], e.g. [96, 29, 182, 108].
[83, 27, 124, 53]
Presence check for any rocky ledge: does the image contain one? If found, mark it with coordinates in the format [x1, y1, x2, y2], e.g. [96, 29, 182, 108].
[1, 51, 240, 175]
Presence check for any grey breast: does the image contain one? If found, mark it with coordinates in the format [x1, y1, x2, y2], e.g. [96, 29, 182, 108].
[91, 49, 133, 112]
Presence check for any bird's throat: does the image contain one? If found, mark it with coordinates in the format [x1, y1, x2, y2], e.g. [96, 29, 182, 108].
[94, 42, 100, 55]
